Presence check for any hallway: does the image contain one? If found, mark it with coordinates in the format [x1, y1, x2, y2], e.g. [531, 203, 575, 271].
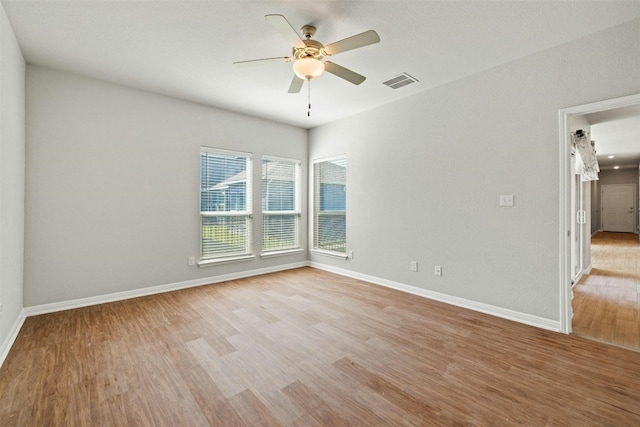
[572, 232, 640, 350]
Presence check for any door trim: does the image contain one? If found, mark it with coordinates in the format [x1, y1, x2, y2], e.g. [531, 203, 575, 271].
[558, 92, 640, 334]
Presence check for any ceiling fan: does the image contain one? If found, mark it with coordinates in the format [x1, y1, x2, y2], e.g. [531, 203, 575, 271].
[234, 14, 380, 114]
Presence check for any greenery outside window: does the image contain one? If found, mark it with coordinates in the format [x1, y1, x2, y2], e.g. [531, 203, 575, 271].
[200, 147, 252, 261]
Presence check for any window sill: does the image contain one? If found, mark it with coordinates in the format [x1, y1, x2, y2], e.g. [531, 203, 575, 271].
[311, 249, 348, 260]
[260, 248, 305, 259]
[198, 254, 255, 267]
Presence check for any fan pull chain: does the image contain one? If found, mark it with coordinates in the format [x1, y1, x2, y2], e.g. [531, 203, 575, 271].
[307, 79, 311, 117]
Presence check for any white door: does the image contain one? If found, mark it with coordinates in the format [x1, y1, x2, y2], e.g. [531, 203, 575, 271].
[602, 184, 635, 232]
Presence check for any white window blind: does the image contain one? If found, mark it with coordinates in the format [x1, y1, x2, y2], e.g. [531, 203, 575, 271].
[313, 157, 346, 253]
[200, 147, 252, 260]
[262, 156, 301, 253]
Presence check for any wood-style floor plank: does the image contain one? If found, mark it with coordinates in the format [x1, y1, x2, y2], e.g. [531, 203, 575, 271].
[1, 266, 640, 425]
[573, 231, 640, 349]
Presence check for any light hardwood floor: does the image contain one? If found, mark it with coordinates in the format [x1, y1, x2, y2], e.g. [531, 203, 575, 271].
[573, 232, 640, 350]
[2, 267, 640, 425]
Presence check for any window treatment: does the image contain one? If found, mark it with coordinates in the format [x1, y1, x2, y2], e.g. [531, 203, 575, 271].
[313, 157, 346, 254]
[262, 156, 301, 253]
[572, 130, 599, 181]
[200, 147, 253, 260]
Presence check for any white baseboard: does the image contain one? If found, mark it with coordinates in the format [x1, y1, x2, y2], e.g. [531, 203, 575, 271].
[0, 309, 26, 369]
[310, 262, 562, 332]
[12, 259, 561, 370]
[24, 261, 309, 317]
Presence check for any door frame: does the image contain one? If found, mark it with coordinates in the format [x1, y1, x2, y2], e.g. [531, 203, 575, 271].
[571, 172, 584, 282]
[558, 92, 640, 334]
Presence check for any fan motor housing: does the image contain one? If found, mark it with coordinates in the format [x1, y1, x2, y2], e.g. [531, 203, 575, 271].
[293, 39, 327, 60]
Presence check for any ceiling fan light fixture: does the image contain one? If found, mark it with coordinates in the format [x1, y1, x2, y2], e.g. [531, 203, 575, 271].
[293, 57, 325, 80]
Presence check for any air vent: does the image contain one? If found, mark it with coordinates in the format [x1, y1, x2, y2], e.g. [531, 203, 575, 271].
[382, 73, 419, 89]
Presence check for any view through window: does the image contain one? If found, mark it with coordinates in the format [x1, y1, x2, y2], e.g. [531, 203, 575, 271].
[200, 148, 252, 260]
[313, 157, 346, 254]
[262, 156, 301, 253]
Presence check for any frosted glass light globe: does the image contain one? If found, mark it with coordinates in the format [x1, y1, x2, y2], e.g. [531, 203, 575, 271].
[293, 57, 325, 80]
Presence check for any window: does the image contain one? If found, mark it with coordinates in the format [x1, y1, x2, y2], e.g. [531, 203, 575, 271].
[262, 156, 302, 254]
[200, 147, 252, 261]
[313, 156, 346, 254]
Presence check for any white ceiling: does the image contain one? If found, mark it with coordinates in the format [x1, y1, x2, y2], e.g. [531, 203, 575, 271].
[586, 105, 640, 170]
[2, 0, 640, 129]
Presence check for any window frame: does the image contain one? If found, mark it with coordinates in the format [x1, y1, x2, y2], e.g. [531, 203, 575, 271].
[199, 147, 254, 265]
[312, 155, 347, 259]
[261, 155, 303, 257]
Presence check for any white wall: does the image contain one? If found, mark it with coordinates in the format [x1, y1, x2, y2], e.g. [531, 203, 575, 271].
[25, 66, 307, 306]
[0, 2, 25, 357]
[309, 18, 640, 323]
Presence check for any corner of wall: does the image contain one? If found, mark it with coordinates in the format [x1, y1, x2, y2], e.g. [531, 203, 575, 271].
[0, 1, 27, 369]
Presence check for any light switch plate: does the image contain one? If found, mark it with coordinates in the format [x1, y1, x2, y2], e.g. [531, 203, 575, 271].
[500, 194, 514, 207]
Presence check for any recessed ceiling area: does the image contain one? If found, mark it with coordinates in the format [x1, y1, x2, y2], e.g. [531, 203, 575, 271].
[586, 105, 640, 170]
[2, 0, 640, 129]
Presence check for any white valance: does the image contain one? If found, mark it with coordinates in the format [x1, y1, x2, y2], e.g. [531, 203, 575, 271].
[572, 130, 599, 181]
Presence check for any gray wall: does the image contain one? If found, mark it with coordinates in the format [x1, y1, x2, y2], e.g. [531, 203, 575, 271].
[309, 18, 640, 322]
[591, 180, 600, 235]
[24, 66, 308, 306]
[0, 3, 25, 355]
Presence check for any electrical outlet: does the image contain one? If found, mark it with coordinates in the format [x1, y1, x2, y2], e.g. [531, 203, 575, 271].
[347, 250, 354, 259]
[188, 256, 196, 266]
[410, 261, 418, 272]
[434, 265, 442, 276]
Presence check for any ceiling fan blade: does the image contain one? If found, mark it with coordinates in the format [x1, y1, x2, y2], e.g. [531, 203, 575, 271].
[288, 75, 304, 93]
[265, 14, 305, 49]
[324, 30, 380, 56]
[233, 57, 292, 67]
[324, 61, 366, 85]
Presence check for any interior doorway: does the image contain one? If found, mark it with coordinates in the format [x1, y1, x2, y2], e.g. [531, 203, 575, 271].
[559, 93, 640, 334]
